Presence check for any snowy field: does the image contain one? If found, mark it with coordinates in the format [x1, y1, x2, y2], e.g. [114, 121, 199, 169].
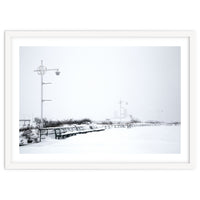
[20, 125, 180, 154]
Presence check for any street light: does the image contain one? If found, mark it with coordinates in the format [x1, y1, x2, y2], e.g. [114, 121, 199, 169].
[34, 60, 60, 128]
[119, 100, 128, 125]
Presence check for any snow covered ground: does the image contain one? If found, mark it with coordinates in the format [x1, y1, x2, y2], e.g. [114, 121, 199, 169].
[19, 125, 180, 154]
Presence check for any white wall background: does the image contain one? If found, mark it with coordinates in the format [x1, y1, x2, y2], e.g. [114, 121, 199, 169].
[0, 1, 199, 200]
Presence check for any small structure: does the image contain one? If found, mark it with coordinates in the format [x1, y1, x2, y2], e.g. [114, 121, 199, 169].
[19, 119, 31, 128]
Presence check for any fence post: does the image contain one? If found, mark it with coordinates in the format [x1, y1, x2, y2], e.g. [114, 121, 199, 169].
[40, 129, 42, 142]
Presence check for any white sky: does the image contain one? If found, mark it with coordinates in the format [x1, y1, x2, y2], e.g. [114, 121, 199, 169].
[20, 46, 180, 122]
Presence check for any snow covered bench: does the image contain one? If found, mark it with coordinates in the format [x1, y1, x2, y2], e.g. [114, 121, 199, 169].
[54, 127, 78, 139]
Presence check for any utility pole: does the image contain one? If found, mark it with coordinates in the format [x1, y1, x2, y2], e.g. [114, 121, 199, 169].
[34, 60, 60, 128]
[119, 100, 122, 124]
[119, 100, 128, 125]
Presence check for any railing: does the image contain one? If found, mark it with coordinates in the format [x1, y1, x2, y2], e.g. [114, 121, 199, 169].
[38, 125, 105, 141]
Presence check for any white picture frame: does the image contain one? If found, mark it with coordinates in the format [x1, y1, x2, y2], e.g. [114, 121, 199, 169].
[4, 30, 195, 169]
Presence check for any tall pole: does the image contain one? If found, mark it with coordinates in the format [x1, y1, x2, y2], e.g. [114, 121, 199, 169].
[119, 100, 128, 126]
[34, 60, 60, 129]
[119, 100, 122, 124]
[41, 72, 43, 128]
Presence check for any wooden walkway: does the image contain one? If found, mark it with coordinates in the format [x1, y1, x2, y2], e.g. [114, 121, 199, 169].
[38, 125, 105, 141]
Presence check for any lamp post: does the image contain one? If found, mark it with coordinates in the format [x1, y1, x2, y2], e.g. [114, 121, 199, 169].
[34, 60, 60, 128]
[119, 100, 128, 125]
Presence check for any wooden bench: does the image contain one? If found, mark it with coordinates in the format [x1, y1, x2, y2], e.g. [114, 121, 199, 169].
[54, 128, 78, 139]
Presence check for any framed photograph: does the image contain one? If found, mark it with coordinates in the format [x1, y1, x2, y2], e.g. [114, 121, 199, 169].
[5, 30, 195, 169]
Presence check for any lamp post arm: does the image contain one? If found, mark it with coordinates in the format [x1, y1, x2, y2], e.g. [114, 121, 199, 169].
[42, 82, 52, 85]
[34, 68, 59, 73]
[46, 68, 59, 72]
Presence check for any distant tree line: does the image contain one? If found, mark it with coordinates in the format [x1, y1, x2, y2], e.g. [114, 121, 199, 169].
[34, 117, 92, 128]
[99, 121, 113, 125]
[19, 116, 181, 131]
